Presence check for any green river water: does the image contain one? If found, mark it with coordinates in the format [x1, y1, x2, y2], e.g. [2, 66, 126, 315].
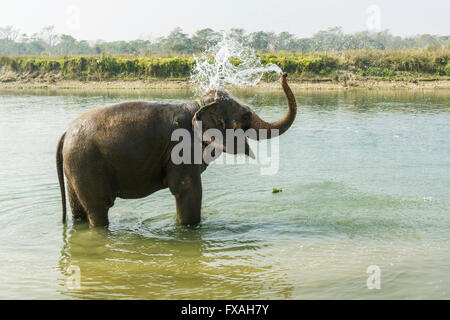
[0, 88, 449, 299]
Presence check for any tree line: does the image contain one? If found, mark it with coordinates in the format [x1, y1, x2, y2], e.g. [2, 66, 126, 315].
[0, 25, 449, 56]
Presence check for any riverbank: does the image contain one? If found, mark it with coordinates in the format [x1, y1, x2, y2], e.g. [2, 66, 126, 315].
[0, 77, 449, 91]
[1, 49, 449, 91]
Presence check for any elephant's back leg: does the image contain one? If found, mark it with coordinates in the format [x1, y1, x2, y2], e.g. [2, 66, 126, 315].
[71, 174, 115, 227]
[67, 182, 88, 223]
[65, 151, 116, 227]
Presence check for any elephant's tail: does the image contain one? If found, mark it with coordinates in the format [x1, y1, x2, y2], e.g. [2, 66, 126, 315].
[56, 131, 67, 224]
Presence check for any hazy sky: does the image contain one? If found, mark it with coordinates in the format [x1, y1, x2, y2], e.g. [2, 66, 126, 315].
[1, 0, 448, 41]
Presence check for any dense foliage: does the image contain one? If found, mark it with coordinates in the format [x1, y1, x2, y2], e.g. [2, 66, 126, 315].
[0, 25, 449, 56]
[1, 49, 448, 81]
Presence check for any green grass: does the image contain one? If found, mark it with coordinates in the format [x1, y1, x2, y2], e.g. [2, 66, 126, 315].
[1, 49, 449, 81]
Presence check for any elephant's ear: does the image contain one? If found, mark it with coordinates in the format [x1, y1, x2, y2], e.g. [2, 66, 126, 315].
[192, 101, 255, 159]
[192, 101, 227, 151]
[192, 101, 225, 132]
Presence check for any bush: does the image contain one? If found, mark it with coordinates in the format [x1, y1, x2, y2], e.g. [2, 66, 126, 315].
[0, 48, 448, 81]
[445, 63, 450, 76]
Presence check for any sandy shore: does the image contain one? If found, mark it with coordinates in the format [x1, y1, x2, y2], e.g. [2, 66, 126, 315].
[0, 78, 449, 91]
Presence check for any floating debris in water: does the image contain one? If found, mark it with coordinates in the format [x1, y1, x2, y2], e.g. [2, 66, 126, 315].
[272, 188, 283, 194]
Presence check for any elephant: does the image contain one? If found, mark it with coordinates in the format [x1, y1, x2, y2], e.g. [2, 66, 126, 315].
[56, 73, 297, 227]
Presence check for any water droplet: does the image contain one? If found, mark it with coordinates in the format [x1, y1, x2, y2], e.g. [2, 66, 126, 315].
[190, 32, 282, 94]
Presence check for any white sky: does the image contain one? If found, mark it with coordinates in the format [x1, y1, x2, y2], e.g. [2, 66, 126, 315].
[0, 0, 448, 41]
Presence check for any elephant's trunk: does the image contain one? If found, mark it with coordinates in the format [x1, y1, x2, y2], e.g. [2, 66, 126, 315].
[249, 72, 297, 140]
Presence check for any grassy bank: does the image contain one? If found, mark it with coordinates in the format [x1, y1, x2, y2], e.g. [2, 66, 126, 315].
[1, 49, 449, 88]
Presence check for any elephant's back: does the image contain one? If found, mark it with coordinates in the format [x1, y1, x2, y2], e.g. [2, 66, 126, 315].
[70, 100, 174, 129]
[62, 100, 177, 166]
[65, 101, 176, 142]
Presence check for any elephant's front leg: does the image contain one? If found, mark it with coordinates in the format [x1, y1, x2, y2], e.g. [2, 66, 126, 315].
[166, 165, 202, 225]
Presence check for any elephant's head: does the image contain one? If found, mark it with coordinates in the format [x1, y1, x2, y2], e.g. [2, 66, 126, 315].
[192, 72, 297, 159]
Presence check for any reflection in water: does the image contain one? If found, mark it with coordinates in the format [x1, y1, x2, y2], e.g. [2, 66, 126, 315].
[58, 223, 294, 299]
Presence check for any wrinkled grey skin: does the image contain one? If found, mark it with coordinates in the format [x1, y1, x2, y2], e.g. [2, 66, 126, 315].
[57, 73, 297, 227]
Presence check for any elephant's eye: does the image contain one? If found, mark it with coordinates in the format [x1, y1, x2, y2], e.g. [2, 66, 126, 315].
[242, 113, 251, 122]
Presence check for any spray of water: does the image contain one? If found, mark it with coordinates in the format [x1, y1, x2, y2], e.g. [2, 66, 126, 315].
[190, 32, 282, 94]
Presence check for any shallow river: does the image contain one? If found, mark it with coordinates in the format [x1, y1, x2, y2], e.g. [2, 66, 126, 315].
[0, 88, 449, 299]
